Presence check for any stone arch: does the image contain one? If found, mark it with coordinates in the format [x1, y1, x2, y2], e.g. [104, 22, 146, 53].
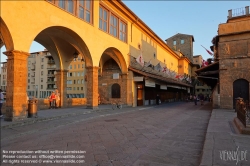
[0, 17, 14, 50]
[99, 47, 127, 75]
[32, 26, 93, 70]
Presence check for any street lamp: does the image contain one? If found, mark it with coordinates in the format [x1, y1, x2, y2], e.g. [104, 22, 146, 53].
[73, 51, 84, 62]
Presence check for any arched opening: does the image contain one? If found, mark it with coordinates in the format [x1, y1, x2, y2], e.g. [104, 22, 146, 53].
[111, 83, 121, 98]
[98, 47, 127, 104]
[27, 26, 92, 108]
[233, 79, 249, 108]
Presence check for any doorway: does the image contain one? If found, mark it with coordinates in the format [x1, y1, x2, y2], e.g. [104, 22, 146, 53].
[233, 79, 249, 108]
[137, 84, 143, 106]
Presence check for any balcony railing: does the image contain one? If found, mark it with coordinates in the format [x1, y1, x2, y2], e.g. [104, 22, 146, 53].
[47, 60, 55, 64]
[228, 6, 249, 19]
[47, 74, 55, 77]
[47, 81, 55, 84]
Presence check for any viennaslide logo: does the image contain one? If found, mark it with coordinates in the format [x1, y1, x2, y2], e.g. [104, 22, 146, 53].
[219, 146, 247, 165]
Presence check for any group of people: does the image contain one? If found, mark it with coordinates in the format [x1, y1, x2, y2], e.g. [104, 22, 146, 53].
[190, 94, 206, 105]
[48, 89, 60, 109]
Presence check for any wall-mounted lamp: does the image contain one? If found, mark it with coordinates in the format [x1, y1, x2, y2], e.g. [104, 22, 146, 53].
[73, 51, 85, 62]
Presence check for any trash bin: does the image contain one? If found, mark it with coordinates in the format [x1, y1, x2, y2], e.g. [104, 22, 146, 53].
[28, 99, 38, 118]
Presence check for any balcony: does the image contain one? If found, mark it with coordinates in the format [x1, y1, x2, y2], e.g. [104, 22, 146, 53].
[47, 60, 55, 64]
[47, 65, 56, 69]
[47, 73, 55, 77]
[47, 80, 55, 84]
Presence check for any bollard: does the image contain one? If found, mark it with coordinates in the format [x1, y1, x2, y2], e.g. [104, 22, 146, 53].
[28, 99, 38, 118]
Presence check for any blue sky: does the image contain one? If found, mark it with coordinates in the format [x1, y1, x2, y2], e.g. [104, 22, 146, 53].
[0, 1, 248, 63]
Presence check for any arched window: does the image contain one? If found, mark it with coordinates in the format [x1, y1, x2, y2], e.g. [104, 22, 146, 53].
[111, 83, 120, 98]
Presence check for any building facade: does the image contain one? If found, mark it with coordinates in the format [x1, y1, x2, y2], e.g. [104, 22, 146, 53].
[197, 6, 250, 109]
[1, 0, 194, 120]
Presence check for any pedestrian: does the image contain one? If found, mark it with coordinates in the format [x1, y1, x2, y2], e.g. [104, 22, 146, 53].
[55, 89, 60, 108]
[193, 95, 197, 105]
[156, 94, 160, 105]
[49, 92, 56, 109]
[0, 89, 4, 117]
[200, 94, 204, 105]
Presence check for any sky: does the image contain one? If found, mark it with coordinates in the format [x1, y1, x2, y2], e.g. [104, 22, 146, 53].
[0, 1, 249, 63]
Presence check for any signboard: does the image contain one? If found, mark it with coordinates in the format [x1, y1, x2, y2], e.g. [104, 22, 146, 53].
[160, 85, 167, 90]
[113, 73, 119, 79]
[167, 85, 181, 89]
[134, 77, 143, 82]
[145, 80, 155, 87]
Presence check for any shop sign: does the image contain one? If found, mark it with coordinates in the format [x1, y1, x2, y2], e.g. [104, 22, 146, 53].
[145, 80, 155, 87]
[160, 85, 167, 90]
[113, 73, 119, 79]
[134, 77, 143, 82]
[167, 85, 181, 89]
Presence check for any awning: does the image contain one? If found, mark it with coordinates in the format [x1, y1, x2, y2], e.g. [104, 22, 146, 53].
[195, 61, 219, 88]
[129, 66, 193, 88]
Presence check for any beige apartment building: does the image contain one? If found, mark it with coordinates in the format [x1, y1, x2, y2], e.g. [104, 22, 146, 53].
[0, 62, 7, 91]
[26, 50, 86, 99]
[0, 50, 86, 99]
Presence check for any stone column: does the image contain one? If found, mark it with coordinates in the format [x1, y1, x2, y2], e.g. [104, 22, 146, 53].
[55, 69, 68, 108]
[86, 66, 99, 109]
[3, 50, 29, 121]
[121, 73, 130, 106]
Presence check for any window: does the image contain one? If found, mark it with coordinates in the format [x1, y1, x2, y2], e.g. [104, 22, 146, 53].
[28, 85, 30, 89]
[77, 72, 80, 76]
[74, 80, 76, 84]
[67, 0, 73, 14]
[28, 73, 30, 77]
[99, 6, 108, 32]
[77, 79, 80, 84]
[78, 64, 80, 69]
[81, 87, 83, 90]
[69, 65, 72, 69]
[81, 79, 84, 84]
[181, 39, 184, 44]
[41, 65, 44, 69]
[41, 78, 43, 83]
[110, 14, 118, 37]
[59, 0, 65, 9]
[74, 65, 76, 69]
[173, 40, 176, 45]
[41, 58, 44, 62]
[41, 71, 43, 75]
[79, 0, 91, 23]
[111, 83, 120, 98]
[119, 21, 127, 42]
[28, 79, 30, 83]
[77, 87, 79, 90]
[82, 64, 84, 68]
[69, 72, 72, 77]
[81, 72, 84, 76]
[99, 5, 127, 42]
[41, 85, 43, 89]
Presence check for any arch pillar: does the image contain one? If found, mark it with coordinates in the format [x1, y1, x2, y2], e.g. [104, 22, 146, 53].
[86, 66, 99, 109]
[55, 69, 68, 108]
[3, 50, 29, 121]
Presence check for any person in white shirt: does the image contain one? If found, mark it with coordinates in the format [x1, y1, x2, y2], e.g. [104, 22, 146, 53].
[0, 89, 4, 117]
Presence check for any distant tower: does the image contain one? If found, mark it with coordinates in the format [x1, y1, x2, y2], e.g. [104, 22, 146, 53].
[165, 33, 194, 62]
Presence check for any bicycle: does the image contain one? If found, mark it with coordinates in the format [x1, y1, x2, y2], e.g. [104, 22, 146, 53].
[112, 101, 122, 110]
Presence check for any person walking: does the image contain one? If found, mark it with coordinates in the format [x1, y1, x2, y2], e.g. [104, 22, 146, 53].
[55, 89, 60, 108]
[156, 94, 160, 105]
[49, 92, 56, 109]
[200, 94, 204, 105]
[193, 95, 197, 105]
[0, 89, 4, 117]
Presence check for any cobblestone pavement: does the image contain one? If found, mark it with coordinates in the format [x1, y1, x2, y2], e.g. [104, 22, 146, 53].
[1, 102, 212, 166]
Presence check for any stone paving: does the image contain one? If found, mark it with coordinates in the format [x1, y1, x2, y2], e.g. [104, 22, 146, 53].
[1, 102, 212, 166]
[1, 101, 250, 166]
